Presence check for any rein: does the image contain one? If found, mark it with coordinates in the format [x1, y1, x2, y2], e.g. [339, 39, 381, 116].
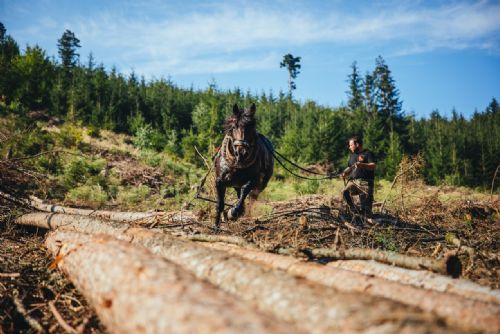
[221, 135, 259, 169]
[272, 149, 341, 180]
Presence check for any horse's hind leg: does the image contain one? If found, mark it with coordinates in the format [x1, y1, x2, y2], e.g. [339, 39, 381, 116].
[228, 181, 253, 220]
[214, 181, 226, 228]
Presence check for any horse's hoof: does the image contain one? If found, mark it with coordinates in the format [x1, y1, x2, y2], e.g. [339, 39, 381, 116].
[228, 208, 240, 221]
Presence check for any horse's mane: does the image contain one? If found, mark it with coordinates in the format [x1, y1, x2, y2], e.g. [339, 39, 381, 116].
[224, 112, 256, 134]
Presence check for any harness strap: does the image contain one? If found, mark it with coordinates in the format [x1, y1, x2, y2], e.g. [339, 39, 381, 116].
[233, 140, 251, 148]
[221, 134, 260, 169]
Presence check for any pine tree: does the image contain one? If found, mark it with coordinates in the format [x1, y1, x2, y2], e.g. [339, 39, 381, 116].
[373, 56, 408, 146]
[383, 131, 403, 179]
[57, 30, 81, 69]
[280, 54, 301, 97]
[346, 62, 365, 136]
[424, 111, 449, 184]
[56, 30, 81, 117]
[13, 45, 54, 110]
[0, 22, 20, 103]
[347, 62, 363, 112]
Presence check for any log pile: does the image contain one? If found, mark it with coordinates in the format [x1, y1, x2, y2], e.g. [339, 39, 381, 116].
[16, 212, 500, 333]
[45, 230, 293, 333]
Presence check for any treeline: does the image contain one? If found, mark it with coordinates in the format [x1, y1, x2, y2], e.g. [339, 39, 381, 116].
[0, 24, 498, 189]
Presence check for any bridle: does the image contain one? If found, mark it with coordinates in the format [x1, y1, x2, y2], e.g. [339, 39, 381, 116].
[221, 132, 259, 169]
[232, 139, 252, 150]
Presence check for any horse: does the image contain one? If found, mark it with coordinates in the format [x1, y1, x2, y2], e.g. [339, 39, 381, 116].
[213, 103, 274, 228]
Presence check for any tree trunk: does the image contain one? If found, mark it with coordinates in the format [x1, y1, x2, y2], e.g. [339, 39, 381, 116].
[45, 230, 295, 334]
[17, 212, 464, 334]
[328, 260, 500, 305]
[26, 196, 161, 221]
[198, 241, 500, 334]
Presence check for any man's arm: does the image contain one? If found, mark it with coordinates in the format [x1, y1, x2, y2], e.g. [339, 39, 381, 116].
[355, 161, 376, 171]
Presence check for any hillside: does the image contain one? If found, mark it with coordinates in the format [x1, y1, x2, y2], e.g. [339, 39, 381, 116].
[1, 117, 499, 333]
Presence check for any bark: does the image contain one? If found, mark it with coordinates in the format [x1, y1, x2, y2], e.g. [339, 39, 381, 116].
[304, 247, 461, 278]
[200, 241, 500, 334]
[328, 260, 500, 305]
[45, 230, 295, 334]
[17, 212, 462, 334]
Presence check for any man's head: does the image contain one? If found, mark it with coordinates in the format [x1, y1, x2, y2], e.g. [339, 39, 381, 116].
[348, 136, 362, 153]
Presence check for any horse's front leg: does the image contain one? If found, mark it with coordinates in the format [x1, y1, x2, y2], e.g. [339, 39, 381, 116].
[228, 180, 254, 220]
[214, 180, 226, 229]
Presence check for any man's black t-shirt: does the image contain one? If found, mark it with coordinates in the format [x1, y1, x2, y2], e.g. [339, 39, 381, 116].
[348, 150, 376, 182]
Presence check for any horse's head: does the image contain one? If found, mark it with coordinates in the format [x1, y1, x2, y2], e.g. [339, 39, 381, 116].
[224, 103, 257, 164]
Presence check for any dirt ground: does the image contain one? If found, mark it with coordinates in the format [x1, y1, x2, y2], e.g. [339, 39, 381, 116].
[187, 194, 500, 287]
[0, 214, 106, 333]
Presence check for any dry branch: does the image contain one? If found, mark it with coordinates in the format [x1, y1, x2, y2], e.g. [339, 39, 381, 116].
[12, 290, 43, 333]
[303, 247, 461, 277]
[45, 230, 295, 334]
[48, 301, 77, 334]
[199, 242, 500, 333]
[327, 260, 500, 305]
[17, 212, 460, 334]
[0, 272, 21, 278]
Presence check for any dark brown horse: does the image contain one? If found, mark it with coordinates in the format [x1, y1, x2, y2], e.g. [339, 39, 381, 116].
[214, 103, 274, 228]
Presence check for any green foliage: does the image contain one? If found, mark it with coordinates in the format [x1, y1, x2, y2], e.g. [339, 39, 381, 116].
[34, 154, 63, 174]
[12, 45, 54, 110]
[117, 185, 151, 204]
[280, 53, 301, 96]
[381, 131, 403, 179]
[0, 22, 20, 102]
[65, 184, 108, 206]
[86, 125, 101, 138]
[57, 29, 81, 69]
[139, 149, 166, 168]
[57, 123, 84, 148]
[133, 124, 166, 151]
[293, 179, 320, 195]
[62, 157, 106, 189]
[375, 228, 397, 251]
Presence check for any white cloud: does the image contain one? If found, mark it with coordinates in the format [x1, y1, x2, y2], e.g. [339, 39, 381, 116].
[24, 1, 500, 75]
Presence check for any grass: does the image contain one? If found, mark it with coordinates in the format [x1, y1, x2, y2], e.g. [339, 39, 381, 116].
[262, 178, 346, 202]
[65, 184, 109, 207]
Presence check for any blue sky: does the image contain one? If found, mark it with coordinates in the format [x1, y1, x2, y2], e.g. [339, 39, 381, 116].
[1, 0, 499, 118]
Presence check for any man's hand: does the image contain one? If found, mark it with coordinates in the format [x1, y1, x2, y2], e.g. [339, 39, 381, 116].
[342, 166, 354, 178]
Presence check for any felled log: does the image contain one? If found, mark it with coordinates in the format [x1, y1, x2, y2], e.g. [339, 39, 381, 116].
[17, 212, 459, 334]
[199, 241, 500, 334]
[302, 247, 462, 278]
[45, 230, 295, 334]
[27, 196, 160, 221]
[328, 260, 500, 305]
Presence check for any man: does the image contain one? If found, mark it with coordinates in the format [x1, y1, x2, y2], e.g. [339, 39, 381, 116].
[341, 136, 376, 216]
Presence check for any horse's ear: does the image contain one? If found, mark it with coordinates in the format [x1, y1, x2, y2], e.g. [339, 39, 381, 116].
[247, 103, 256, 117]
[233, 104, 241, 116]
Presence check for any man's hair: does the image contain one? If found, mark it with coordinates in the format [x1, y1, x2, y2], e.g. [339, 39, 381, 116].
[349, 136, 362, 146]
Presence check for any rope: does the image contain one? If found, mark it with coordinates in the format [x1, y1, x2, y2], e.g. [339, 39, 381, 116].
[272, 150, 341, 181]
